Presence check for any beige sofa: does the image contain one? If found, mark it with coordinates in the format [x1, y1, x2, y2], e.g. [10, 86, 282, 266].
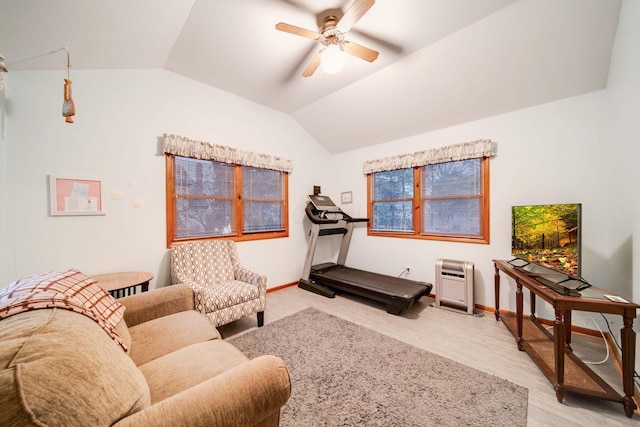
[0, 282, 291, 427]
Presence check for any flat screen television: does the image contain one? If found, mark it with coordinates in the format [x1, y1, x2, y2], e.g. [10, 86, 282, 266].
[511, 203, 582, 278]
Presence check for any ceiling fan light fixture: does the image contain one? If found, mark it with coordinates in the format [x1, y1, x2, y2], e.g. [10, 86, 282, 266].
[321, 44, 344, 75]
[275, 0, 378, 77]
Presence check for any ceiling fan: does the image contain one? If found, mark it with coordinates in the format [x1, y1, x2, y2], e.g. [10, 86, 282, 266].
[275, 0, 379, 77]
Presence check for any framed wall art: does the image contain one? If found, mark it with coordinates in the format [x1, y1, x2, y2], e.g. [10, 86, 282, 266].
[49, 175, 105, 216]
[341, 191, 353, 204]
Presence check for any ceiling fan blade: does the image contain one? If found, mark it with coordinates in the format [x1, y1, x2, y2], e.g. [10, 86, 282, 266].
[337, 0, 375, 33]
[276, 22, 321, 40]
[342, 41, 379, 62]
[282, 43, 318, 82]
[302, 51, 322, 77]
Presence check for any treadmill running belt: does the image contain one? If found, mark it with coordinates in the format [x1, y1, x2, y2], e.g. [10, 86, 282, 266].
[313, 266, 429, 299]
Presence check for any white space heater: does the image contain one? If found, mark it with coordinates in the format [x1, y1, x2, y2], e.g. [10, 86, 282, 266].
[435, 259, 474, 314]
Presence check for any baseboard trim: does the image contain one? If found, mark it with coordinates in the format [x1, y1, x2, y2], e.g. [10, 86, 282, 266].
[267, 281, 297, 293]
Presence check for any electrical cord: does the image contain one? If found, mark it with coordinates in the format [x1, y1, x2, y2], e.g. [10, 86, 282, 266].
[598, 313, 640, 389]
[570, 314, 610, 365]
[543, 314, 609, 365]
[397, 268, 410, 278]
[530, 312, 638, 388]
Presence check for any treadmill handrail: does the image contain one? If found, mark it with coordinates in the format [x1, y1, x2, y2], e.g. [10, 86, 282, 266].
[305, 202, 339, 224]
[304, 202, 370, 225]
[348, 217, 370, 223]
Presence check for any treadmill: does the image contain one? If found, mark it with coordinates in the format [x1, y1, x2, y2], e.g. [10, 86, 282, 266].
[299, 194, 432, 315]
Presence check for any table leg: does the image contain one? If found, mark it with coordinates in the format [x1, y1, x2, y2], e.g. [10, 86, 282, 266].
[621, 310, 637, 418]
[516, 279, 524, 351]
[142, 280, 149, 292]
[564, 310, 573, 351]
[494, 263, 501, 321]
[554, 308, 565, 403]
[530, 290, 536, 322]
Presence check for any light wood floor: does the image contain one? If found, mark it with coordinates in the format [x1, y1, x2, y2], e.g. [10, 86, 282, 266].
[218, 286, 639, 426]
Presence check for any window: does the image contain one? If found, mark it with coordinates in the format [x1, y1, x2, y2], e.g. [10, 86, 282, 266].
[166, 155, 288, 245]
[368, 157, 490, 243]
[371, 169, 414, 232]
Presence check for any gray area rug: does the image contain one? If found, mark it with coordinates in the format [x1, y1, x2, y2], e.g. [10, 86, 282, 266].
[227, 307, 528, 426]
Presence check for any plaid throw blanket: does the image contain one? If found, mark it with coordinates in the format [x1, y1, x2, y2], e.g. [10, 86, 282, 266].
[0, 270, 127, 350]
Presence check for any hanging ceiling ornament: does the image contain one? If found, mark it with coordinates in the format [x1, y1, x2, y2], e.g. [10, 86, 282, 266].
[61, 47, 75, 123]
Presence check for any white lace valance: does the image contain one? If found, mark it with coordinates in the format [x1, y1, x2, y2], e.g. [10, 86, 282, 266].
[162, 134, 294, 173]
[362, 139, 496, 174]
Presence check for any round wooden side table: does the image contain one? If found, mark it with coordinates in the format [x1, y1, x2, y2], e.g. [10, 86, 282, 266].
[92, 271, 153, 298]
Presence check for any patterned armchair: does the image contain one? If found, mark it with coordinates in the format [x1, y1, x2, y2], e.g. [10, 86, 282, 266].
[170, 240, 266, 327]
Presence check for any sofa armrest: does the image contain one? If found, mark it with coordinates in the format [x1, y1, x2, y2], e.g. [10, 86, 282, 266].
[235, 267, 267, 292]
[113, 355, 291, 427]
[119, 284, 194, 327]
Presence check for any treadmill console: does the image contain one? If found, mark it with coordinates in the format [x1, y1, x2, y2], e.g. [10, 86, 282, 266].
[305, 194, 369, 224]
[306, 194, 347, 224]
[308, 194, 342, 213]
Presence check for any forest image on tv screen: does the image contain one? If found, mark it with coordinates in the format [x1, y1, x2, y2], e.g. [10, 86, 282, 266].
[511, 203, 581, 277]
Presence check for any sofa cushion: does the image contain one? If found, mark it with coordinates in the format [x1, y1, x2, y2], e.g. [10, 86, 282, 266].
[196, 279, 262, 311]
[0, 309, 150, 427]
[139, 340, 249, 403]
[128, 310, 220, 366]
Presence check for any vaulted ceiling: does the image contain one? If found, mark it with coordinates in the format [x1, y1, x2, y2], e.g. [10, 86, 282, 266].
[0, 0, 622, 153]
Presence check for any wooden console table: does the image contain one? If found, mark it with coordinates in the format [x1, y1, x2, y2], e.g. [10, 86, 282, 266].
[92, 271, 153, 299]
[493, 259, 639, 417]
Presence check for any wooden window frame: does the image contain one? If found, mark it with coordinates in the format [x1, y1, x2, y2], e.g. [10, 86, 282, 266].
[367, 157, 490, 244]
[166, 154, 289, 247]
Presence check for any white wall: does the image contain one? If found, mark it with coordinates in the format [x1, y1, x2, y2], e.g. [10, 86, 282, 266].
[1, 69, 330, 289]
[603, 0, 640, 369]
[327, 92, 609, 317]
[606, 0, 640, 303]
[321, 0, 640, 362]
[1, 2, 637, 321]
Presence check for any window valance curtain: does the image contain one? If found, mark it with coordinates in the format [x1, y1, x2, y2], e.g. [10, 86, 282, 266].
[362, 139, 496, 174]
[162, 134, 294, 173]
